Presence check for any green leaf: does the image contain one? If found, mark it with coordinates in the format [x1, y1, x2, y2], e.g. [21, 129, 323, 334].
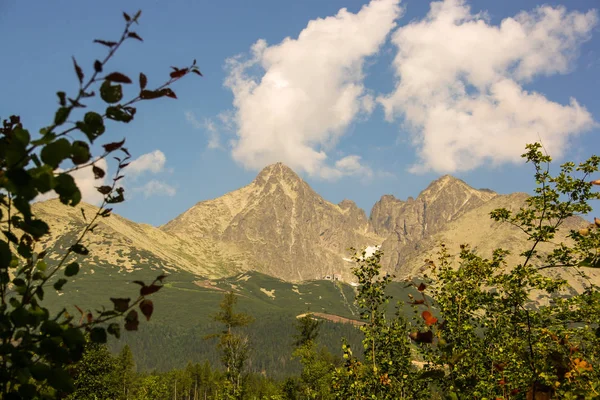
[90, 327, 107, 344]
[70, 141, 91, 165]
[106, 106, 133, 123]
[18, 384, 37, 398]
[0, 240, 11, 269]
[77, 111, 105, 143]
[47, 367, 74, 393]
[100, 80, 123, 104]
[20, 219, 50, 240]
[62, 327, 85, 347]
[64, 262, 80, 277]
[13, 128, 30, 146]
[70, 244, 89, 255]
[3, 231, 18, 244]
[10, 307, 28, 327]
[107, 323, 121, 339]
[40, 138, 72, 168]
[54, 107, 70, 125]
[53, 279, 67, 291]
[30, 165, 55, 193]
[29, 362, 52, 381]
[36, 286, 45, 300]
[54, 173, 81, 206]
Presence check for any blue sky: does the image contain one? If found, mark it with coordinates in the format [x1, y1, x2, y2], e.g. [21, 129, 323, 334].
[1, 0, 599, 226]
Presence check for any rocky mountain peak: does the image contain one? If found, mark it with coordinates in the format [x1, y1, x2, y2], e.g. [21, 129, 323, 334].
[371, 175, 498, 269]
[254, 162, 302, 187]
[420, 175, 494, 202]
[338, 199, 358, 210]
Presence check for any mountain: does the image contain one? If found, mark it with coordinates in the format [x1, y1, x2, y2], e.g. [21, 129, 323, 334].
[370, 175, 497, 273]
[162, 162, 381, 281]
[30, 162, 598, 289]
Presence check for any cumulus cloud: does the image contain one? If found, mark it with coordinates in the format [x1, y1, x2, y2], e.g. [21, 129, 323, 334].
[133, 180, 176, 198]
[35, 158, 108, 205]
[379, 0, 597, 173]
[224, 0, 402, 179]
[127, 150, 167, 178]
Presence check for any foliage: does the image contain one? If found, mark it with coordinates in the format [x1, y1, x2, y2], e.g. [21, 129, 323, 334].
[0, 10, 200, 398]
[289, 314, 337, 399]
[405, 143, 600, 399]
[207, 291, 255, 399]
[66, 340, 120, 400]
[331, 249, 425, 399]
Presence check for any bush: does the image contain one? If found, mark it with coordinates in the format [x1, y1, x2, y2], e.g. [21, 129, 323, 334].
[0, 10, 201, 398]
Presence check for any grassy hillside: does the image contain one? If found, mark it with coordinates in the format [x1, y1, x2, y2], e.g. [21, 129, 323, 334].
[43, 259, 425, 377]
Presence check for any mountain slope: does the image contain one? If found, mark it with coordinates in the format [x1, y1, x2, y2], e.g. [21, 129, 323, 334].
[32, 199, 245, 278]
[162, 163, 382, 281]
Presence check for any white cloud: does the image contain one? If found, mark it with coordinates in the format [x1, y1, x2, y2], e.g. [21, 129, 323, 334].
[335, 155, 373, 177]
[224, 0, 402, 179]
[379, 0, 597, 173]
[185, 111, 223, 150]
[127, 150, 167, 178]
[133, 180, 176, 198]
[35, 158, 108, 206]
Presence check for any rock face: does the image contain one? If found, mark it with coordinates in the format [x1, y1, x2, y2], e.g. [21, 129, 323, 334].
[369, 175, 497, 272]
[162, 163, 381, 281]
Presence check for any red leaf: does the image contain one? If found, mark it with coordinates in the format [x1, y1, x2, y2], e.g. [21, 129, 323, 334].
[110, 297, 130, 312]
[139, 73, 147, 90]
[96, 186, 112, 195]
[128, 32, 143, 41]
[409, 299, 425, 305]
[132, 280, 145, 287]
[140, 90, 163, 100]
[72, 57, 84, 84]
[417, 283, 427, 292]
[103, 138, 126, 152]
[93, 165, 105, 179]
[409, 330, 433, 344]
[170, 68, 188, 79]
[422, 310, 438, 326]
[139, 299, 154, 321]
[94, 60, 103, 73]
[163, 88, 177, 99]
[140, 284, 162, 296]
[94, 39, 118, 47]
[105, 72, 132, 84]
